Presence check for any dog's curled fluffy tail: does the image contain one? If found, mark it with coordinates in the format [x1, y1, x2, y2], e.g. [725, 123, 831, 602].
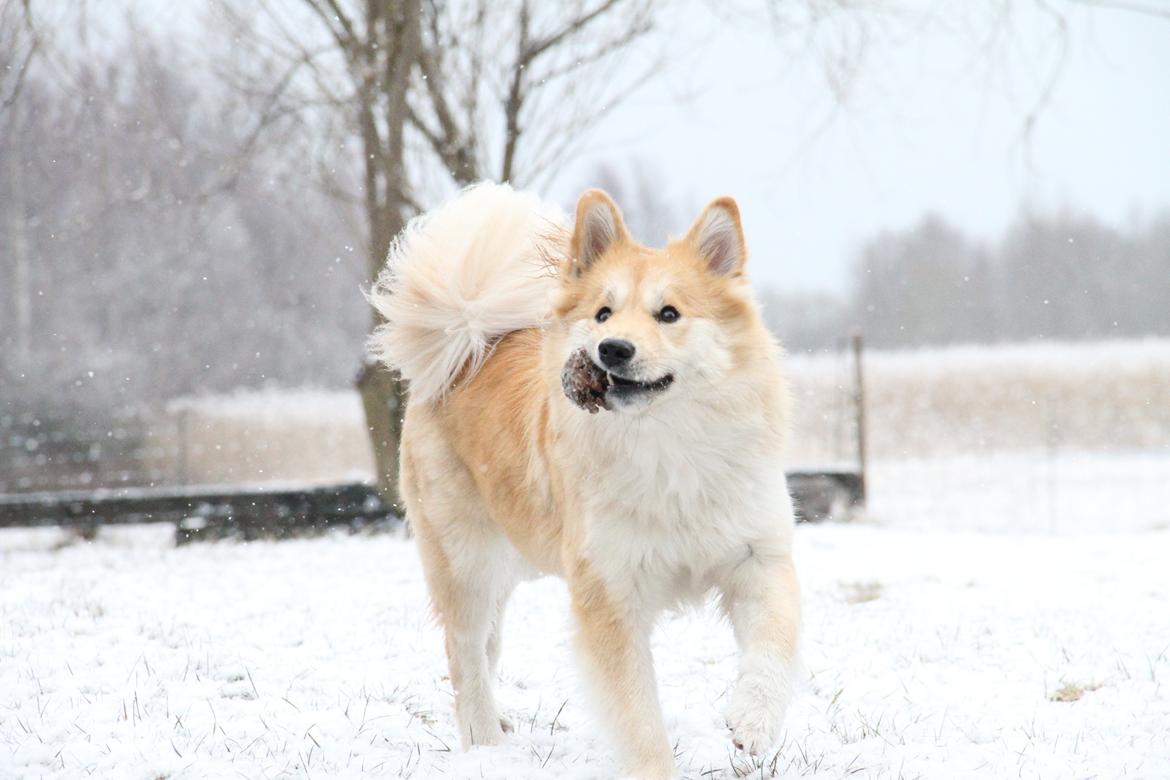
[366, 182, 564, 404]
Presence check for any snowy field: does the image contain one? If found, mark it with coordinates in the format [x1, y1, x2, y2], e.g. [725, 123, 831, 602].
[3, 480, 1169, 780]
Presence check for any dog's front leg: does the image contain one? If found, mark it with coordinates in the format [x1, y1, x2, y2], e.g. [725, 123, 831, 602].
[719, 542, 801, 756]
[569, 563, 675, 780]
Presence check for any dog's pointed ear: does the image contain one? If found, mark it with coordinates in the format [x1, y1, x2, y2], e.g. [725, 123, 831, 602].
[571, 189, 629, 273]
[684, 197, 747, 276]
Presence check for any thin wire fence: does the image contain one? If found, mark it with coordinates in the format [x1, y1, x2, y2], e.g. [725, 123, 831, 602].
[786, 339, 1170, 533]
[4, 340, 1169, 534]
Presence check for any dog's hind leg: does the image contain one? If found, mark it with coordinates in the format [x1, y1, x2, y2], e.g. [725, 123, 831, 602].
[412, 505, 521, 747]
[485, 587, 510, 679]
[484, 578, 515, 733]
[401, 436, 520, 748]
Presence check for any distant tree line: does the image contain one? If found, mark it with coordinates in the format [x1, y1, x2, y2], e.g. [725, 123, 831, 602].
[1, 33, 369, 417]
[763, 211, 1170, 353]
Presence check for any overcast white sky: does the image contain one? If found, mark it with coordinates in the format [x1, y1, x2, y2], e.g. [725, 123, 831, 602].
[548, 1, 1170, 293]
[130, 0, 1170, 295]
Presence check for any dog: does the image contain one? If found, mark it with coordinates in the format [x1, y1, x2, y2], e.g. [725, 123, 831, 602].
[367, 183, 800, 779]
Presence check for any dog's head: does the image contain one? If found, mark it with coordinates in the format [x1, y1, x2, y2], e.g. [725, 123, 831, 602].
[555, 188, 763, 413]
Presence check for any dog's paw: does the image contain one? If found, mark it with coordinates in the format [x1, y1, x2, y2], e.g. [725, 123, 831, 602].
[724, 651, 794, 755]
[626, 752, 678, 780]
[467, 723, 508, 747]
[724, 663, 791, 755]
[461, 712, 510, 747]
[725, 699, 780, 756]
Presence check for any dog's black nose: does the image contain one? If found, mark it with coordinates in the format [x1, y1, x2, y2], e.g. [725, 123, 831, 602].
[598, 338, 636, 368]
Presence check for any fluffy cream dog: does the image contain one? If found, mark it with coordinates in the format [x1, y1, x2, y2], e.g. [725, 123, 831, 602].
[368, 183, 800, 779]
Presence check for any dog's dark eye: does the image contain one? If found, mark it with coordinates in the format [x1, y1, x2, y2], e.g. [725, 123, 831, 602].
[656, 305, 680, 323]
[595, 306, 612, 323]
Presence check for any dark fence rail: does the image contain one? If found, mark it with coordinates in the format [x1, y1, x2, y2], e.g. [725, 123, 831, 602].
[0, 482, 397, 544]
[789, 469, 865, 522]
[0, 470, 860, 544]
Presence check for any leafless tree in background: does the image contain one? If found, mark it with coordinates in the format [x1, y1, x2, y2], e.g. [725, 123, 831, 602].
[2, 0, 43, 369]
[844, 210, 1170, 349]
[1, 1, 41, 115]
[852, 218, 996, 347]
[0, 13, 369, 419]
[211, 0, 657, 505]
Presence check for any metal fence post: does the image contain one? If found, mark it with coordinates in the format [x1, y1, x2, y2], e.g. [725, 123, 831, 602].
[851, 331, 868, 506]
[178, 408, 189, 486]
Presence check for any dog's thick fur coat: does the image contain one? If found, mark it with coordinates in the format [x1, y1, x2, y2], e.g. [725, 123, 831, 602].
[368, 183, 801, 779]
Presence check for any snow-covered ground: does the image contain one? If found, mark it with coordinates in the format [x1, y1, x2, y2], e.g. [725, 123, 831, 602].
[869, 450, 1170, 534]
[3, 500, 1168, 779]
[9, 341, 1168, 777]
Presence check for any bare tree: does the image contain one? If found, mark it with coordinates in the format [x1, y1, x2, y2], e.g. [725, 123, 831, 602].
[0, 18, 371, 417]
[212, 0, 657, 506]
[1, 1, 43, 367]
[0, 1, 42, 115]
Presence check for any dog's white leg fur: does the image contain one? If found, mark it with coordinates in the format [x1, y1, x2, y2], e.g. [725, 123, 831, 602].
[401, 428, 521, 749]
[718, 539, 801, 756]
[446, 583, 509, 747]
[484, 590, 514, 733]
[485, 596, 506, 679]
[415, 524, 519, 748]
[570, 568, 675, 780]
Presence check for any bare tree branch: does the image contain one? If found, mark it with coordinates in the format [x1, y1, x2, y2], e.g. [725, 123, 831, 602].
[414, 43, 478, 183]
[1067, 0, 1170, 20]
[498, 0, 655, 182]
[521, 0, 626, 65]
[0, 0, 43, 114]
[1019, 0, 1071, 163]
[499, 0, 532, 182]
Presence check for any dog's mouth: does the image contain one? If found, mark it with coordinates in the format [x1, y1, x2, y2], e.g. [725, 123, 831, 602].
[605, 370, 674, 396]
[560, 350, 673, 413]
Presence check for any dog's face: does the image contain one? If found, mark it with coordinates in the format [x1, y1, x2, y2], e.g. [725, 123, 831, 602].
[555, 189, 758, 413]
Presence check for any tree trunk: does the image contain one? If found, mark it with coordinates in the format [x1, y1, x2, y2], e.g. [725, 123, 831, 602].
[355, 0, 420, 511]
[356, 359, 406, 510]
[5, 147, 31, 365]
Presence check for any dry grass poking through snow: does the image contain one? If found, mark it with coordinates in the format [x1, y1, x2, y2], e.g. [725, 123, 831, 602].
[2, 522, 1168, 779]
[786, 339, 1170, 463]
[137, 339, 1170, 486]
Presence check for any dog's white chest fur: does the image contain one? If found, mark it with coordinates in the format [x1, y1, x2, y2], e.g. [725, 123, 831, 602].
[568, 395, 794, 606]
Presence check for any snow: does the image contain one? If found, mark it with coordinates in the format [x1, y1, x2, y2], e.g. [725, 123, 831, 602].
[869, 450, 1170, 534]
[165, 389, 367, 426]
[790, 337, 1170, 376]
[3, 504, 1168, 779]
